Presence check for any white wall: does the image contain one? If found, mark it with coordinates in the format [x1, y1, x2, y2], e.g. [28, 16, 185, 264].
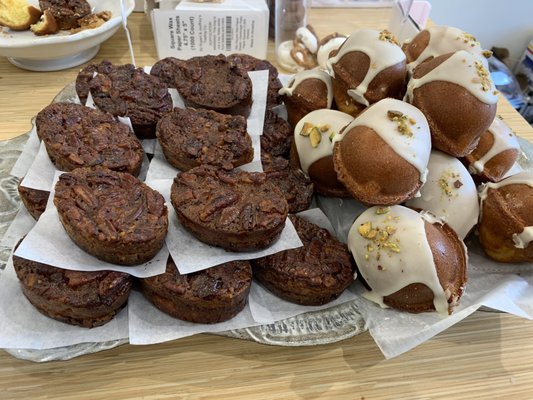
[428, 0, 533, 69]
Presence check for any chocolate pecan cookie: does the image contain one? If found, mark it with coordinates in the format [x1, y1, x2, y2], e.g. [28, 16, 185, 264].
[39, 0, 91, 30]
[54, 167, 168, 266]
[141, 257, 252, 324]
[261, 152, 313, 213]
[89, 62, 173, 139]
[228, 53, 283, 108]
[152, 54, 253, 117]
[171, 165, 288, 251]
[14, 241, 133, 328]
[252, 214, 354, 305]
[156, 107, 253, 171]
[18, 183, 49, 220]
[261, 110, 292, 158]
[36, 103, 144, 176]
[75, 60, 117, 105]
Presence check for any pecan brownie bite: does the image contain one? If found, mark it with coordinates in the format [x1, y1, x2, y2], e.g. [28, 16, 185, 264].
[252, 214, 354, 305]
[261, 109, 292, 158]
[141, 257, 252, 324]
[54, 167, 168, 266]
[17, 183, 49, 221]
[171, 165, 288, 252]
[38, 0, 91, 30]
[36, 103, 144, 176]
[14, 241, 133, 328]
[156, 107, 253, 171]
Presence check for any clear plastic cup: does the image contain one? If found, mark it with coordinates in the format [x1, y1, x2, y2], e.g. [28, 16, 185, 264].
[275, 0, 309, 71]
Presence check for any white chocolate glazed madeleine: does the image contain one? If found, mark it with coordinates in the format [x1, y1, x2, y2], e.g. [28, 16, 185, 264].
[348, 205, 467, 315]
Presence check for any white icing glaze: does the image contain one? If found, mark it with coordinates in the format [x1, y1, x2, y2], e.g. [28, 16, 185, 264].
[347, 205, 450, 315]
[469, 117, 520, 176]
[295, 26, 318, 54]
[406, 150, 479, 239]
[294, 109, 353, 174]
[326, 29, 406, 107]
[479, 171, 533, 249]
[333, 98, 431, 184]
[279, 68, 334, 109]
[276, 40, 304, 73]
[407, 26, 490, 72]
[405, 50, 499, 105]
[317, 36, 346, 69]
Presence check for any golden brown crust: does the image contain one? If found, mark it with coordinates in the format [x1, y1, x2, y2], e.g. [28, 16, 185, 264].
[0, 1, 42, 31]
[30, 9, 59, 36]
[402, 29, 431, 64]
[284, 78, 329, 128]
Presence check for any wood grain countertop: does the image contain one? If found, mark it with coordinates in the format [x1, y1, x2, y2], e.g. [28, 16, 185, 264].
[1, 9, 533, 400]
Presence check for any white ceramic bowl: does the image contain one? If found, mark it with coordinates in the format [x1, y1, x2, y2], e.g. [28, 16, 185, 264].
[0, 0, 135, 71]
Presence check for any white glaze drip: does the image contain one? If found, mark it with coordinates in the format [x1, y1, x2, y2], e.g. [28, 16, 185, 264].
[276, 40, 303, 73]
[513, 227, 533, 249]
[295, 26, 318, 54]
[405, 50, 499, 105]
[407, 26, 490, 72]
[406, 150, 479, 239]
[469, 117, 520, 176]
[326, 29, 405, 106]
[317, 36, 346, 69]
[293, 109, 353, 174]
[279, 68, 333, 109]
[347, 205, 450, 315]
[333, 98, 431, 184]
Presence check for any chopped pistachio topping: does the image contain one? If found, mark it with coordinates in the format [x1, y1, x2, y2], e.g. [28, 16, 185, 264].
[387, 110, 416, 137]
[299, 122, 314, 137]
[319, 124, 331, 132]
[375, 206, 391, 215]
[460, 32, 479, 45]
[329, 131, 336, 142]
[438, 170, 462, 198]
[474, 61, 492, 91]
[378, 29, 399, 46]
[482, 50, 493, 59]
[358, 216, 402, 261]
[309, 127, 322, 148]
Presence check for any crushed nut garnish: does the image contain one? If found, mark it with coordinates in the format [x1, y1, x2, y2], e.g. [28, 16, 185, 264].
[482, 50, 493, 59]
[329, 132, 336, 142]
[453, 180, 463, 189]
[375, 207, 391, 215]
[358, 216, 402, 261]
[378, 29, 400, 46]
[299, 122, 314, 137]
[387, 110, 415, 137]
[438, 170, 461, 198]
[319, 124, 331, 132]
[309, 127, 322, 148]
[474, 61, 492, 91]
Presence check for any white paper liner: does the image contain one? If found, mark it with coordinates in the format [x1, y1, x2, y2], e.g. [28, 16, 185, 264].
[246, 70, 269, 136]
[147, 179, 303, 274]
[10, 124, 40, 179]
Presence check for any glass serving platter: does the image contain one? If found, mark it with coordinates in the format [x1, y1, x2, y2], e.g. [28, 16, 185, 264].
[0, 83, 367, 362]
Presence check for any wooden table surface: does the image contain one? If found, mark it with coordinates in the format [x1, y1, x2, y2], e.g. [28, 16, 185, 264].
[1, 9, 533, 400]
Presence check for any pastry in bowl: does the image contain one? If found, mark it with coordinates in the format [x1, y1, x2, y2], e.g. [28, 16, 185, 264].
[405, 50, 499, 157]
[332, 98, 431, 206]
[478, 172, 533, 263]
[463, 116, 521, 183]
[348, 205, 467, 315]
[326, 29, 407, 116]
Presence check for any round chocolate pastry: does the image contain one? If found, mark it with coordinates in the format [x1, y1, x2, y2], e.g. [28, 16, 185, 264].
[36, 103, 144, 176]
[39, 0, 91, 30]
[406, 150, 479, 240]
[75, 60, 118, 105]
[317, 33, 347, 70]
[171, 165, 288, 252]
[279, 68, 333, 127]
[333, 98, 431, 206]
[89, 62, 173, 139]
[252, 214, 354, 306]
[348, 205, 467, 315]
[326, 29, 406, 117]
[405, 50, 499, 157]
[141, 257, 252, 324]
[261, 152, 313, 214]
[228, 53, 283, 108]
[292, 109, 353, 197]
[463, 116, 521, 183]
[478, 172, 533, 263]
[54, 167, 168, 266]
[17, 183, 49, 221]
[261, 109, 292, 158]
[156, 107, 253, 171]
[13, 242, 133, 328]
[165, 54, 253, 117]
[150, 56, 182, 88]
[403, 25, 492, 73]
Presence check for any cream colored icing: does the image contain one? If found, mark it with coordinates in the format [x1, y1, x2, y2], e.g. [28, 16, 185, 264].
[279, 68, 333, 109]
[276, 40, 304, 73]
[479, 171, 533, 249]
[333, 98, 431, 184]
[295, 26, 318, 54]
[326, 29, 406, 107]
[407, 26, 490, 72]
[469, 117, 520, 176]
[406, 150, 479, 240]
[405, 50, 499, 105]
[293, 109, 353, 175]
[317, 36, 346, 69]
[347, 205, 451, 315]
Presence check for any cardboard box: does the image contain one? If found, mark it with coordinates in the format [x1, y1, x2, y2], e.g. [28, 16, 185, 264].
[146, 0, 269, 60]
